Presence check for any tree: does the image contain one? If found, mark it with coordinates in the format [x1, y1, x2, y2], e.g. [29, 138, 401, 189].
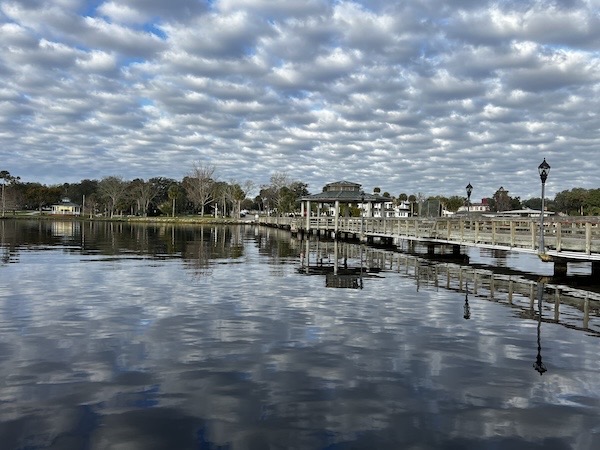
[555, 188, 587, 215]
[445, 195, 464, 212]
[492, 187, 511, 212]
[98, 176, 128, 217]
[212, 181, 231, 217]
[229, 180, 255, 219]
[270, 172, 291, 215]
[1, 170, 21, 216]
[522, 197, 543, 210]
[129, 178, 158, 216]
[183, 164, 216, 216]
[408, 194, 417, 216]
[24, 183, 61, 212]
[167, 184, 179, 217]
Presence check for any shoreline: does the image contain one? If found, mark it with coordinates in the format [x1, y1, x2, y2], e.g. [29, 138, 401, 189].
[0, 214, 258, 225]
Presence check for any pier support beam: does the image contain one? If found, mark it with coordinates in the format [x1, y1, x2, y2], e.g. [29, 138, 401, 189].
[553, 259, 568, 278]
[592, 261, 600, 277]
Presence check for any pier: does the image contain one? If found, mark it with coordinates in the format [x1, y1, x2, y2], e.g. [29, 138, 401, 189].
[259, 216, 600, 277]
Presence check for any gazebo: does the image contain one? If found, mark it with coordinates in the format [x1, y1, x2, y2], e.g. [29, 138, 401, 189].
[51, 198, 81, 216]
[299, 181, 388, 235]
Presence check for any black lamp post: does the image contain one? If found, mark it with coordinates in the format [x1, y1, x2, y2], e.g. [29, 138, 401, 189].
[465, 183, 473, 215]
[538, 159, 550, 254]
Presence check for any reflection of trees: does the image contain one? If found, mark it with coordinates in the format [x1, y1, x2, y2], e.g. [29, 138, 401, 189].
[181, 226, 245, 277]
[255, 228, 300, 261]
[1, 221, 249, 272]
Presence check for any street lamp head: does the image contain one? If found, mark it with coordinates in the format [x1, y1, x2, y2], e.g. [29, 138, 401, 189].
[466, 183, 473, 198]
[538, 158, 550, 184]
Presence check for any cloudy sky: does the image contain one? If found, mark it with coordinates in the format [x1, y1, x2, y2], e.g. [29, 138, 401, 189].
[1, 0, 599, 200]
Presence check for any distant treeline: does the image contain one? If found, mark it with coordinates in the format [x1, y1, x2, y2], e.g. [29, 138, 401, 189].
[1, 168, 599, 217]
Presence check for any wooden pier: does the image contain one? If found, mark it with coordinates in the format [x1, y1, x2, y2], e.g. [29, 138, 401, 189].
[260, 216, 600, 276]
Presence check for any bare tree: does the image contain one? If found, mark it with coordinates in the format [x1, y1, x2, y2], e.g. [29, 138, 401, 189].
[98, 176, 128, 217]
[129, 179, 159, 216]
[270, 172, 291, 215]
[183, 164, 216, 216]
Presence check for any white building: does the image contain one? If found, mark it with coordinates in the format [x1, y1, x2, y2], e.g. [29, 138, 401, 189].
[51, 198, 81, 216]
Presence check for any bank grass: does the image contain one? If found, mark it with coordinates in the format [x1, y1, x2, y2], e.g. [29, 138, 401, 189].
[1, 211, 255, 225]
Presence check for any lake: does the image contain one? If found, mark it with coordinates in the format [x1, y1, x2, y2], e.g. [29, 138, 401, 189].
[1, 220, 599, 450]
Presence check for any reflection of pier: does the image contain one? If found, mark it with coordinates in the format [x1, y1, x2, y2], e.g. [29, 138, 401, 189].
[295, 239, 600, 335]
[300, 239, 382, 289]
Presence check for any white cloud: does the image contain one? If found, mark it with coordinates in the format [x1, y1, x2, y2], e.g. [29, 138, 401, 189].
[0, 0, 598, 199]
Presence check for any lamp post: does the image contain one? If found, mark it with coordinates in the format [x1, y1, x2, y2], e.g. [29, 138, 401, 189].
[538, 159, 550, 254]
[465, 183, 473, 215]
[360, 191, 365, 239]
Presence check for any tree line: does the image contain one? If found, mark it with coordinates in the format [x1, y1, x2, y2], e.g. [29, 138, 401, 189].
[0, 166, 310, 218]
[1, 168, 599, 217]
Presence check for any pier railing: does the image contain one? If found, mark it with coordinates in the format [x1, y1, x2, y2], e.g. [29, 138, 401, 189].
[259, 216, 600, 260]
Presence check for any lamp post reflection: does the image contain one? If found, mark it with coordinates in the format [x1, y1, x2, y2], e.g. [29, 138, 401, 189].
[463, 280, 471, 319]
[534, 281, 548, 375]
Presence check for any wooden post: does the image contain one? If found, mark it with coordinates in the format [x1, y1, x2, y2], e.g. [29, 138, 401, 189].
[586, 222, 592, 254]
[334, 200, 339, 236]
[306, 200, 311, 233]
[510, 221, 515, 247]
[554, 260, 568, 278]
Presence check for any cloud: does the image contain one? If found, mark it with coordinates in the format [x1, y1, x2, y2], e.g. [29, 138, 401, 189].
[0, 0, 599, 199]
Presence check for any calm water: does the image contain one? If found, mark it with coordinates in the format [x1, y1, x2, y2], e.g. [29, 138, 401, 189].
[1, 220, 599, 450]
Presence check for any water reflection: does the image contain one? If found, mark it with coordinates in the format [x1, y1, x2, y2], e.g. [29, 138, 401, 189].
[1, 220, 600, 449]
[299, 239, 372, 289]
[534, 281, 548, 375]
[463, 281, 471, 320]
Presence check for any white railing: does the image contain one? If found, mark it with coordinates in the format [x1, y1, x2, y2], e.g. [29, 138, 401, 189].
[259, 216, 600, 258]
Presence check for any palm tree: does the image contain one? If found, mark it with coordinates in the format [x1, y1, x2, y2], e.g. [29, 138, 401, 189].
[168, 184, 179, 217]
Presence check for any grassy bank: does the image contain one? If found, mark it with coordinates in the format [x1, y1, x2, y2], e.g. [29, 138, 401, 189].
[0, 212, 256, 225]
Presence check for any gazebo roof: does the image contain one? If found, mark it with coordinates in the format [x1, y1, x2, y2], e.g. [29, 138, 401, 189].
[300, 190, 389, 203]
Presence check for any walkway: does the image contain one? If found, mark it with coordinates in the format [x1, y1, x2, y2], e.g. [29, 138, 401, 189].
[260, 216, 600, 274]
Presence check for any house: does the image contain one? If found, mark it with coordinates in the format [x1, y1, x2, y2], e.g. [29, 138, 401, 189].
[457, 198, 490, 214]
[51, 198, 81, 216]
[371, 199, 411, 218]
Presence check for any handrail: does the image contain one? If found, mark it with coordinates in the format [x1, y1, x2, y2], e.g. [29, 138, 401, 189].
[260, 216, 600, 260]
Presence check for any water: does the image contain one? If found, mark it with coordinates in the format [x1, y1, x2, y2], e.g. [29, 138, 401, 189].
[1, 220, 599, 450]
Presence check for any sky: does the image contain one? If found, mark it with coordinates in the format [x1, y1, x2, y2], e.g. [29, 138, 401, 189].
[1, 0, 599, 201]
